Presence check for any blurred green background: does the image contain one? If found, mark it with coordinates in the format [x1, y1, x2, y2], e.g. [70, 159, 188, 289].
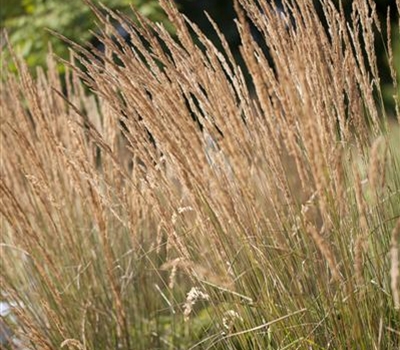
[0, 0, 167, 67]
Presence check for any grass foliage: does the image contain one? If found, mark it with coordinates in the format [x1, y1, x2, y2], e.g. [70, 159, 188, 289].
[1, 0, 400, 348]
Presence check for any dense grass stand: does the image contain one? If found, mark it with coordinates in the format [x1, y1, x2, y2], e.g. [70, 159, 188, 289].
[1, 0, 400, 349]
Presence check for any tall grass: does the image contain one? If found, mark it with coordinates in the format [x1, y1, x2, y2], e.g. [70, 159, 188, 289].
[1, 0, 399, 348]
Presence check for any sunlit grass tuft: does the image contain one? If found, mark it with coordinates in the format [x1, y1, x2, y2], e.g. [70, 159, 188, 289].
[1, 0, 399, 348]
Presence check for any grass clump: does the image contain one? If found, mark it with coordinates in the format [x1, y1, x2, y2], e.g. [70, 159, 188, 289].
[1, 0, 400, 349]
